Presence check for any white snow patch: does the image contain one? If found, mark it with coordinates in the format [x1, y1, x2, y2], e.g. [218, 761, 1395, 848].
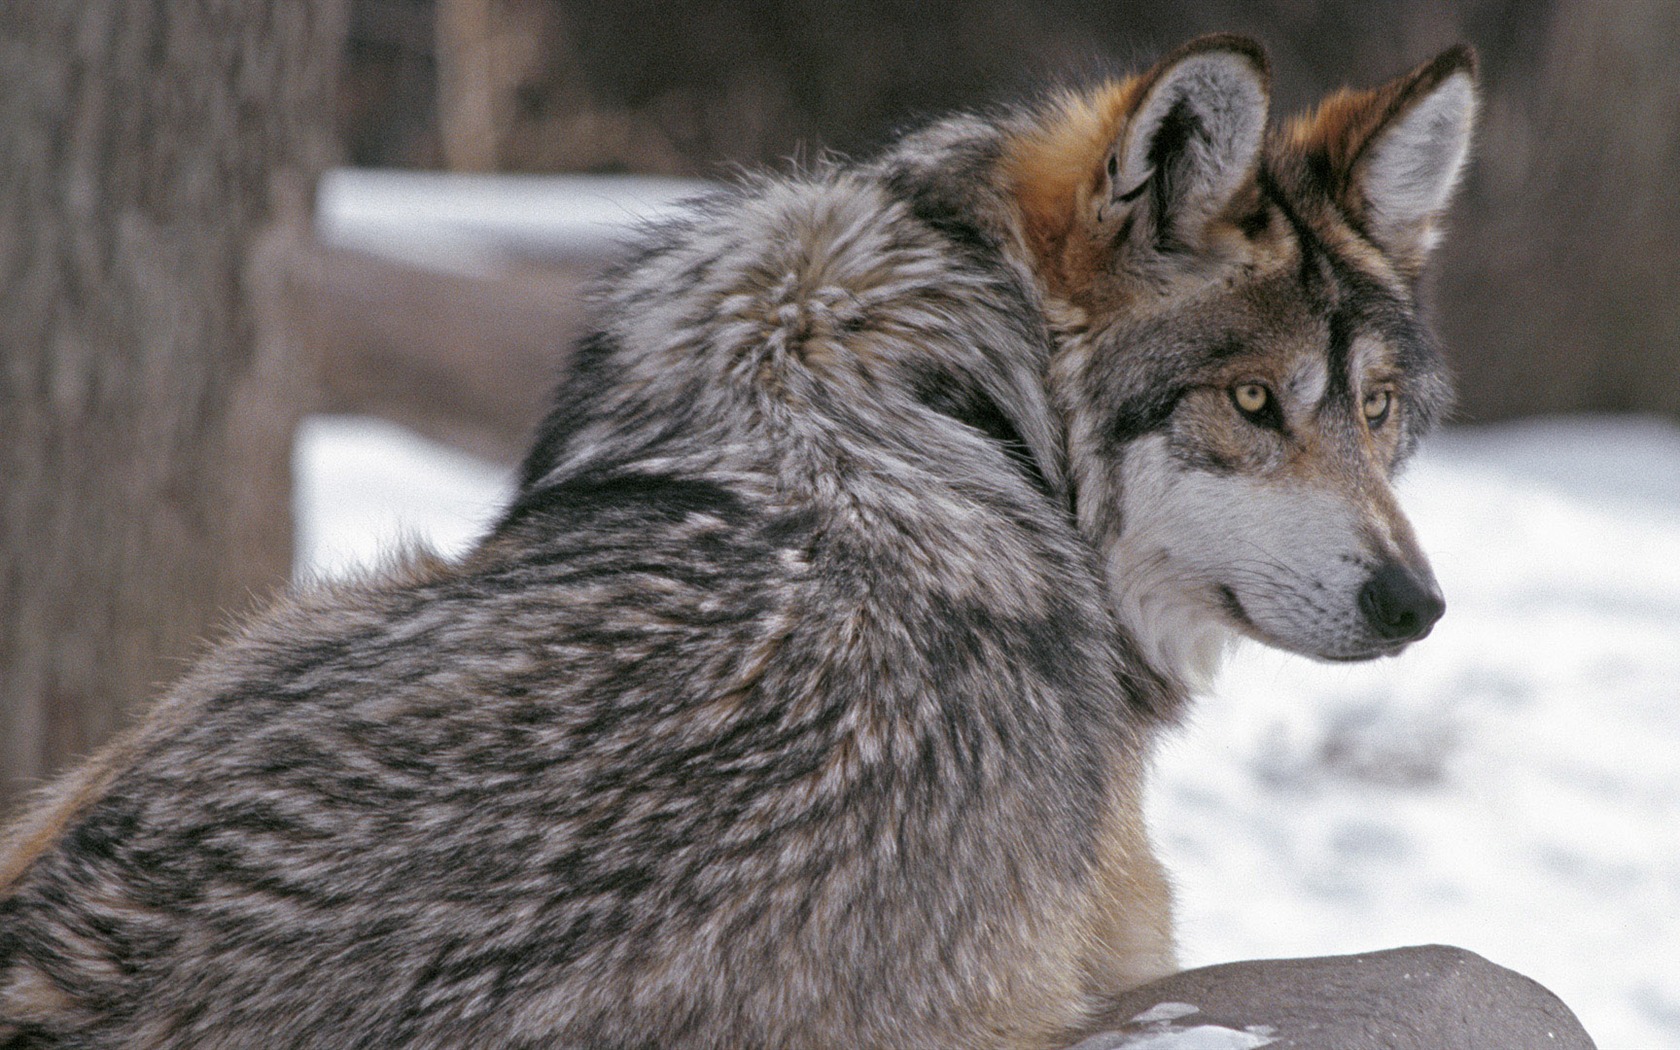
[316, 168, 703, 277]
[1075, 1005, 1277, 1050]
[292, 415, 513, 581]
[1128, 1002, 1202, 1025]
[1109, 1026, 1275, 1050]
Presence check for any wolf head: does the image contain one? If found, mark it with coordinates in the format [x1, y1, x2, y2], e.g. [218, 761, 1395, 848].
[1006, 37, 1477, 688]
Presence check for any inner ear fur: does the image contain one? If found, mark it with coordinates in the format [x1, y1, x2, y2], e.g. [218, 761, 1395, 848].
[1109, 34, 1272, 251]
[1297, 45, 1479, 266]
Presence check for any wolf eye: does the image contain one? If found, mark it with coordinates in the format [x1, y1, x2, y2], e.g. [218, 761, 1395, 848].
[1231, 382, 1271, 417]
[1362, 389, 1394, 429]
[1233, 383, 1268, 413]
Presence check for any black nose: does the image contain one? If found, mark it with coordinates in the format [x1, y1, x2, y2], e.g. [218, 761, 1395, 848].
[1359, 562, 1445, 643]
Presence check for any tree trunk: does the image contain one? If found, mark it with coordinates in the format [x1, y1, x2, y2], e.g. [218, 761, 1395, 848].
[0, 1, 345, 812]
[435, 0, 501, 172]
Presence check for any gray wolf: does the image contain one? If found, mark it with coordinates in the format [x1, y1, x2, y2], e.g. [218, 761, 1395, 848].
[0, 35, 1475, 1049]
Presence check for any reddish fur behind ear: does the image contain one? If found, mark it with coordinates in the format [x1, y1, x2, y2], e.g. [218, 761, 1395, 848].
[1005, 79, 1143, 300]
[1004, 35, 1270, 304]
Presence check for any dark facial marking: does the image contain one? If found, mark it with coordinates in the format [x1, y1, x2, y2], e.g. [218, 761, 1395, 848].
[1258, 165, 1330, 293]
[1204, 336, 1250, 362]
[1236, 199, 1272, 239]
[1108, 386, 1186, 448]
[1325, 307, 1356, 404]
[1258, 165, 1443, 420]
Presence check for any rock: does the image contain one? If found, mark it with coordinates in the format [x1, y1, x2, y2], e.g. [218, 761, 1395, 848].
[1072, 945, 1596, 1049]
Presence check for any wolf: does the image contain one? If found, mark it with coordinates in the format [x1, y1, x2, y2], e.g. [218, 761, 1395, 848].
[0, 35, 1475, 1049]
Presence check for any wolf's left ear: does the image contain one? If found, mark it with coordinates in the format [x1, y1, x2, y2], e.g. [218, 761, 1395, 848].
[1108, 34, 1271, 251]
[1340, 46, 1479, 266]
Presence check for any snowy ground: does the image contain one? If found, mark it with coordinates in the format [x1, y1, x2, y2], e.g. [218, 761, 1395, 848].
[295, 412, 1680, 1049]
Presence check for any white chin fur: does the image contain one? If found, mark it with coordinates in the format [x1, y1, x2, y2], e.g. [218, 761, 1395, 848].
[1104, 540, 1238, 693]
[1100, 433, 1241, 692]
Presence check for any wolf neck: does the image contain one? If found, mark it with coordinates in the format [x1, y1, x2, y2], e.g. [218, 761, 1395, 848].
[1104, 541, 1237, 700]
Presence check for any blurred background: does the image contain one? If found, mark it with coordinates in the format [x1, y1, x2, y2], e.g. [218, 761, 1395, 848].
[341, 0, 1680, 420]
[3, 1, 1677, 1045]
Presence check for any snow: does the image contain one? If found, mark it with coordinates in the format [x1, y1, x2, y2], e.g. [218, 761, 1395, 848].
[1079, 1023, 1277, 1050]
[292, 415, 514, 582]
[293, 413, 1680, 1049]
[1070, 1000, 1278, 1050]
[1113, 1030, 1274, 1050]
[316, 169, 700, 276]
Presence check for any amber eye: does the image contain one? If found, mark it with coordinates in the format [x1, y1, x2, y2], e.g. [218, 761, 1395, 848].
[1362, 389, 1394, 429]
[1232, 382, 1270, 416]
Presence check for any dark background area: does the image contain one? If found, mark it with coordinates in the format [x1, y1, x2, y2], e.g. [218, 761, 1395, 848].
[342, 0, 1680, 424]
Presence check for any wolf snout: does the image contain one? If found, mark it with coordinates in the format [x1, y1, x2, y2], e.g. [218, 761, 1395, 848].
[1358, 561, 1445, 643]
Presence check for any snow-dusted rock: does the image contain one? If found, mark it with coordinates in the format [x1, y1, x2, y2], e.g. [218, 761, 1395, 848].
[1072, 945, 1595, 1050]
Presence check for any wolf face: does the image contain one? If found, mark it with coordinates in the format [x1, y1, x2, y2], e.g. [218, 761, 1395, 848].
[1012, 38, 1475, 687]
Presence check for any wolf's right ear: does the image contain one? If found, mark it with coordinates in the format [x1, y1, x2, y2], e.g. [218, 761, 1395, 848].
[1289, 46, 1478, 276]
[1105, 35, 1271, 252]
[1347, 47, 1478, 268]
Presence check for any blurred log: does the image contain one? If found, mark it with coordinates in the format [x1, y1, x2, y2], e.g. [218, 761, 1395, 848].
[289, 242, 598, 465]
[1072, 944, 1596, 1050]
[434, 0, 499, 172]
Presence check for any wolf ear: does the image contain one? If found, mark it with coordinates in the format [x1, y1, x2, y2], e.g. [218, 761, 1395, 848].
[1106, 35, 1270, 252]
[1336, 46, 1478, 265]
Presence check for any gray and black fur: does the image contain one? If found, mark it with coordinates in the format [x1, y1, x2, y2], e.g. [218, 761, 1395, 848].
[1, 36, 1477, 1049]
